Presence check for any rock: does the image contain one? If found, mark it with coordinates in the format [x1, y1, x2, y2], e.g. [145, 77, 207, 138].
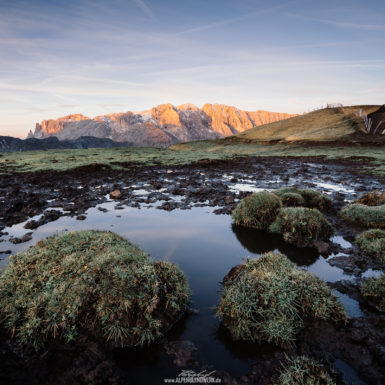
[10, 233, 33, 244]
[202, 103, 296, 136]
[312, 240, 330, 254]
[76, 215, 87, 220]
[109, 190, 122, 200]
[225, 195, 234, 205]
[328, 255, 356, 273]
[43, 210, 61, 222]
[24, 220, 40, 229]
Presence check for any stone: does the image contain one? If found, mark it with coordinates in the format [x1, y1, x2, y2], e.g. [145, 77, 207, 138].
[109, 190, 122, 199]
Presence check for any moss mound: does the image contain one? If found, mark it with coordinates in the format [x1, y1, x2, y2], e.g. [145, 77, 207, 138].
[232, 191, 282, 230]
[269, 207, 334, 248]
[356, 229, 385, 266]
[341, 203, 385, 229]
[217, 252, 346, 345]
[0, 231, 190, 349]
[274, 355, 337, 385]
[361, 275, 385, 312]
[274, 188, 332, 212]
[355, 191, 385, 206]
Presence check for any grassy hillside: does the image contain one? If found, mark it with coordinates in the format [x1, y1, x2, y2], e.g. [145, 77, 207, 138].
[228, 105, 381, 143]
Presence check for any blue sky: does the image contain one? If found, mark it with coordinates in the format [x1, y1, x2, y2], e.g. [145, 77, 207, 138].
[0, 0, 384, 137]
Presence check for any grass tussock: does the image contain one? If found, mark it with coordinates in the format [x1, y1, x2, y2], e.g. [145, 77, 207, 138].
[231, 191, 282, 230]
[355, 191, 385, 206]
[0, 230, 190, 349]
[274, 191, 305, 207]
[217, 252, 346, 345]
[361, 275, 385, 312]
[274, 187, 332, 212]
[341, 203, 385, 229]
[356, 229, 385, 266]
[269, 207, 334, 248]
[274, 355, 337, 385]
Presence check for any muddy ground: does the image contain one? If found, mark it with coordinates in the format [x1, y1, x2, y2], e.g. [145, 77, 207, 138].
[0, 156, 384, 385]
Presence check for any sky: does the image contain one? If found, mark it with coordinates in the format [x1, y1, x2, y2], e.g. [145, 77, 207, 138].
[0, 0, 384, 138]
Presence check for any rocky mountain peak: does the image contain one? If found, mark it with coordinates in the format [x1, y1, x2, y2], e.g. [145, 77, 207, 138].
[152, 104, 181, 127]
[177, 103, 199, 112]
[30, 103, 296, 146]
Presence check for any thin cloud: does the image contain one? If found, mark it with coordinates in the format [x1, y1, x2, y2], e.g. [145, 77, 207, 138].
[99, 103, 126, 109]
[58, 104, 80, 108]
[179, 0, 299, 35]
[321, 19, 385, 31]
[134, 0, 155, 20]
[287, 13, 385, 31]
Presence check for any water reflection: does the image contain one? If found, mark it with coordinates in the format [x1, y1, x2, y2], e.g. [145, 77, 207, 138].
[114, 314, 189, 371]
[231, 224, 319, 266]
[215, 324, 277, 360]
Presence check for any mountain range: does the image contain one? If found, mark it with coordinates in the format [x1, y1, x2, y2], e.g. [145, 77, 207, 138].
[0, 136, 131, 154]
[28, 103, 296, 147]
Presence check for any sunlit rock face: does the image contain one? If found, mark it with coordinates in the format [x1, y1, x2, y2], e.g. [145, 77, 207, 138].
[152, 104, 182, 127]
[30, 103, 296, 147]
[34, 114, 91, 138]
[202, 103, 295, 136]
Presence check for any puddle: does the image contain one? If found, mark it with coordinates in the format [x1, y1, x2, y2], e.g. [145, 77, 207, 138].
[331, 236, 353, 249]
[314, 181, 355, 194]
[229, 184, 268, 193]
[132, 188, 150, 196]
[362, 268, 383, 279]
[304, 257, 351, 283]
[0, 203, 368, 381]
[333, 290, 364, 318]
[334, 359, 368, 385]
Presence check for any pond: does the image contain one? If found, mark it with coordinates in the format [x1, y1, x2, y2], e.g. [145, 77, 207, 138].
[0, 200, 368, 384]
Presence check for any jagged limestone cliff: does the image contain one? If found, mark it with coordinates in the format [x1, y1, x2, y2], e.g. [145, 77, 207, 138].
[31, 103, 296, 147]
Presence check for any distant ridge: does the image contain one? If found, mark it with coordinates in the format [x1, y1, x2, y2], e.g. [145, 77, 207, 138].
[0, 136, 131, 154]
[29, 103, 296, 147]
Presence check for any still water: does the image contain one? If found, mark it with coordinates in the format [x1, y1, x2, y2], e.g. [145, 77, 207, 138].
[0, 201, 368, 384]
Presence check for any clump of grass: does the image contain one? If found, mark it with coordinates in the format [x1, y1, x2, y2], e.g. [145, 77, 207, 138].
[356, 229, 385, 266]
[341, 203, 385, 229]
[269, 207, 334, 248]
[274, 188, 332, 212]
[355, 191, 385, 206]
[275, 191, 305, 207]
[361, 275, 385, 312]
[274, 355, 337, 385]
[0, 231, 190, 350]
[217, 252, 346, 345]
[231, 191, 282, 230]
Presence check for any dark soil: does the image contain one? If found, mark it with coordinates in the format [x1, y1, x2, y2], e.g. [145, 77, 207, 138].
[0, 156, 383, 229]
